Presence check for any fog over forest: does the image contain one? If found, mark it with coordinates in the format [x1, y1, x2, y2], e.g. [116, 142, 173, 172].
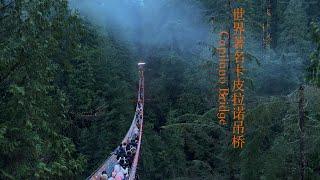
[1, 0, 320, 179]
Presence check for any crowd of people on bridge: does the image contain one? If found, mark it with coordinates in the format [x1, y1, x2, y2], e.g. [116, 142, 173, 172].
[99, 100, 143, 180]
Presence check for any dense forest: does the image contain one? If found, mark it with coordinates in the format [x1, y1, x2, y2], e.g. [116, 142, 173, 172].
[1, 0, 320, 179]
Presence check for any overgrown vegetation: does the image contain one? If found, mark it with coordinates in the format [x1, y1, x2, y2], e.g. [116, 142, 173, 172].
[1, 0, 320, 179]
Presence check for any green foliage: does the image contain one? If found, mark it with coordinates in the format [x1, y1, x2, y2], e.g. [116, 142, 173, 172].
[307, 21, 320, 86]
[1, 0, 320, 179]
[278, 0, 311, 58]
[0, 0, 136, 178]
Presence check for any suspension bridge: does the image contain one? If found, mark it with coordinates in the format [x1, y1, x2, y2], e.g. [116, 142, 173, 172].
[87, 62, 145, 180]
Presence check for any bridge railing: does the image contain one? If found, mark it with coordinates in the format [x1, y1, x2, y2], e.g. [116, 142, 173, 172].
[87, 65, 144, 180]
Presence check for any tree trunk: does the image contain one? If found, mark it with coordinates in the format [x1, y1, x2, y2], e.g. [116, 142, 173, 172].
[227, 1, 236, 180]
[299, 85, 306, 180]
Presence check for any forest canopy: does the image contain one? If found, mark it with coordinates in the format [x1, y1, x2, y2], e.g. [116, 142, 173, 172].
[1, 0, 320, 179]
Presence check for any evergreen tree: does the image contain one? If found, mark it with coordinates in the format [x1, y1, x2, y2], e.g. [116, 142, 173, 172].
[278, 0, 311, 60]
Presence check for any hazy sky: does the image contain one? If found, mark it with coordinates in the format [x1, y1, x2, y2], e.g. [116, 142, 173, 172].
[69, 0, 210, 57]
